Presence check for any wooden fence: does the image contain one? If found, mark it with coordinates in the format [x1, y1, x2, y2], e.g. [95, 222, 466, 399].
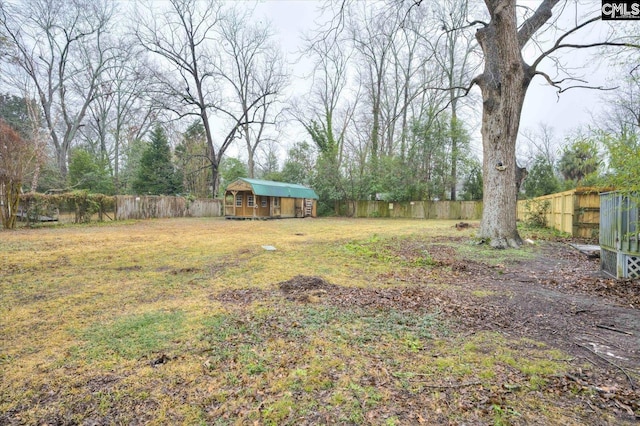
[188, 198, 224, 217]
[516, 188, 602, 238]
[341, 200, 483, 220]
[115, 196, 222, 220]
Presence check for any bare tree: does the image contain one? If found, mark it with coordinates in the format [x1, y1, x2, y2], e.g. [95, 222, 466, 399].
[383, 2, 436, 160]
[431, 0, 480, 200]
[518, 122, 560, 169]
[214, 7, 286, 179]
[322, 0, 637, 247]
[136, 0, 283, 195]
[311, 1, 477, 203]
[294, 13, 362, 211]
[134, 0, 225, 196]
[81, 39, 158, 192]
[0, 0, 117, 179]
[23, 94, 48, 192]
[601, 65, 640, 134]
[350, 4, 397, 166]
[297, 25, 353, 165]
[256, 140, 281, 178]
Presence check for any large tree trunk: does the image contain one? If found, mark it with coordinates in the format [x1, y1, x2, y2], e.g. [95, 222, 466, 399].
[476, 1, 533, 248]
[479, 96, 524, 248]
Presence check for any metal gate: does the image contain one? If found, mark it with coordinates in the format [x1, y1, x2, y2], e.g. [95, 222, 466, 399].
[599, 191, 640, 278]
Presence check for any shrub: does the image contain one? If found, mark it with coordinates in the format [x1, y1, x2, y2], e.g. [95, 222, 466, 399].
[19, 191, 115, 224]
[524, 199, 551, 228]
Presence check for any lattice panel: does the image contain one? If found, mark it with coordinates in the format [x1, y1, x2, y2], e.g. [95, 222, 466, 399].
[626, 256, 640, 279]
[601, 249, 617, 278]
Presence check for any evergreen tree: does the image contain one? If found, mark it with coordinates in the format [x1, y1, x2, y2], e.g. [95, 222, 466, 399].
[376, 155, 424, 202]
[175, 121, 211, 197]
[603, 130, 640, 193]
[0, 93, 31, 137]
[218, 157, 248, 196]
[461, 160, 483, 201]
[68, 148, 115, 195]
[132, 125, 182, 195]
[523, 155, 560, 198]
[311, 155, 345, 215]
[280, 141, 315, 186]
[408, 113, 451, 200]
[119, 138, 147, 195]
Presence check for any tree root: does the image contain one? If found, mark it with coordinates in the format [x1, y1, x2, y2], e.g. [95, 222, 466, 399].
[480, 236, 523, 249]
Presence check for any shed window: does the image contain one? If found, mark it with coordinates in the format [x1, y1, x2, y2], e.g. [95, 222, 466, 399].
[235, 194, 243, 207]
[247, 195, 254, 207]
[261, 198, 267, 208]
[274, 197, 280, 207]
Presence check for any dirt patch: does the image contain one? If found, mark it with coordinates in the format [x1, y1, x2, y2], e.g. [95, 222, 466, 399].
[85, 374, 123, 393]
[114, 265, 142, 271]
[208, 249, 258, 278]
[169, 267, 202, 275]
[415, 240, 640, 420]
[278, 275, 337, 303]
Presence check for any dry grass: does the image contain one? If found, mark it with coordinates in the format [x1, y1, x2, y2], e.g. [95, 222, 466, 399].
[0, 218, 616, 425]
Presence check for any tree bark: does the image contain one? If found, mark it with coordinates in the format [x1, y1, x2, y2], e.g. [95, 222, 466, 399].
[0, 179, 21, 229]
[475, 1, 533, 248]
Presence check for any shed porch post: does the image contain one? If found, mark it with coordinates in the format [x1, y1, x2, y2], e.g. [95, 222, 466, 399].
[228, 190, 238, 217]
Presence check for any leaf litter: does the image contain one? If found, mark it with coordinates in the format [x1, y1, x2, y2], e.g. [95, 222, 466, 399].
[4, 223, 640, 425]
[213, 238, 640, 424]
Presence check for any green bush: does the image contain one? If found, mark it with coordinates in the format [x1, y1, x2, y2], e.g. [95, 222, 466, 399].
[19, 191, 116, 224]
[524, 199, 551, 228]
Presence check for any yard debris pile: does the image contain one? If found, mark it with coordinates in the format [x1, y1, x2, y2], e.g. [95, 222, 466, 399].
[278, 275, 335, 303]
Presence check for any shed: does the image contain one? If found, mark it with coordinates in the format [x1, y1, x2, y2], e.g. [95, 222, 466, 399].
[224, 178, 319, 219]
[599, 191, 640, 279]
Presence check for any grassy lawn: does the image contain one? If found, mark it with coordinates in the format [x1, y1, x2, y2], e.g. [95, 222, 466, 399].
[0, 218, 613, 424]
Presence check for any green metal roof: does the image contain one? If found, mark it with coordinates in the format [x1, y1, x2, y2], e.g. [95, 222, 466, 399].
[237, 178, 319, 199]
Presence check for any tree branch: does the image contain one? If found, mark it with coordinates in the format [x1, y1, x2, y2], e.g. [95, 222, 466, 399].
[534, 70, 618, 95]
[531, 15, 640, 70]
[517, 0, 560, 49]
